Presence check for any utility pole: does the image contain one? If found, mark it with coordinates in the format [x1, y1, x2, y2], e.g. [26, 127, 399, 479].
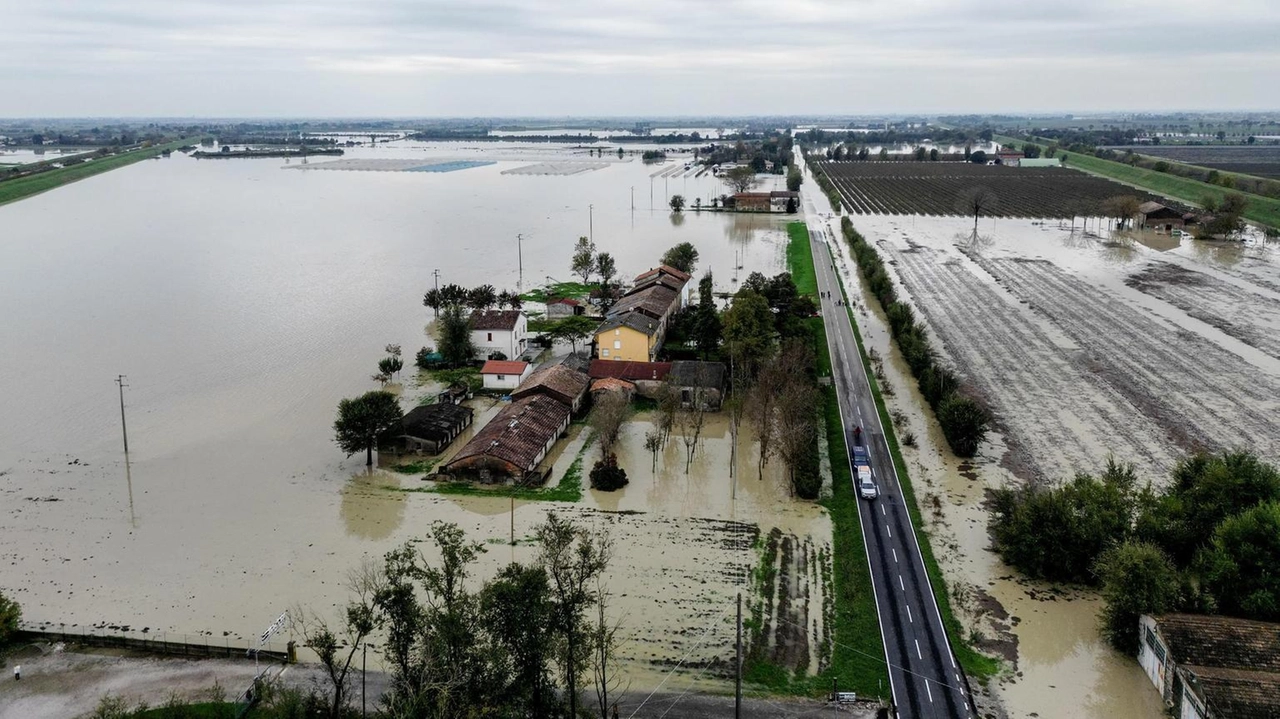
[735, 592, 742, 718]
[630, 186, 634, 212]
[589, 204, 594, 244]
[115, 375, 129, 454]
[362, 643, 367, 718]
[432, 269, 441, 317]
[517, 234, 524, 290]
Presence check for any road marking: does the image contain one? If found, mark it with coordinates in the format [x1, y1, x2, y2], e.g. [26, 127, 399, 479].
[950, 653, 957, 670]
[899, 575, 905, 591]
[906, 605, 913, 623]
[925, 679, 933, 702]
[885, 524, 892, 537]
[892, 548, 898, 563]
[881, 505, 886, 516]
[915, 639, 923, 660]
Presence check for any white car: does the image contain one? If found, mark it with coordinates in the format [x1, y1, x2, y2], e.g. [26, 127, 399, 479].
[857, 467, 878, 500]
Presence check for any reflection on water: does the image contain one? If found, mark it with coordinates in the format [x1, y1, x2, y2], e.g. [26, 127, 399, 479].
[339, 469, 406, 540]
[668, 211, 685, 227]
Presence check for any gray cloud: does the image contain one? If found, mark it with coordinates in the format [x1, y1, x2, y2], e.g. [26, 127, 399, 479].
[0, 0, 1275, 116]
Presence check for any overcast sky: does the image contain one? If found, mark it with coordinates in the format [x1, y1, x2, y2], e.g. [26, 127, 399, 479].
[2, 0, 1277, 117]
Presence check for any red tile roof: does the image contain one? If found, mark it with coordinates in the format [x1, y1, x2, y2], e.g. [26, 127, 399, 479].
[512, 364, 590, 405]
[635, 264, 693, 284]
[588, 360, 672, 381]
[480, 360, 530, 375]
[590, 377, 636, 393]
[549, 297, 581, 306]
[445, 395, 570, 474]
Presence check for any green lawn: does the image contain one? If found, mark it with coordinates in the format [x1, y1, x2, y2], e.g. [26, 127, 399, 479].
[0, 138, 199, 207]
[995, 134, 1280, 230]
[785, 221, 819, 297]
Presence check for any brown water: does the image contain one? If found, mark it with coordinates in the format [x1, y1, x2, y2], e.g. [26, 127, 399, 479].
[0, 142, 821, 693]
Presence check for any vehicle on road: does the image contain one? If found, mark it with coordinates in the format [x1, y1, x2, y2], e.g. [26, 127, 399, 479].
[858, 469, 879, 500]
[851, 441, 878, 498]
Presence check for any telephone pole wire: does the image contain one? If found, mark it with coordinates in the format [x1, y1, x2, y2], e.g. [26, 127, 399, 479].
[115, 375, 130, 454]
[735, 592, 742, 718]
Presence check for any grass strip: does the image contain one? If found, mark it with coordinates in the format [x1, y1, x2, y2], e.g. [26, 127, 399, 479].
[0, 138, 199, 207]
[785, 221, 819, 298]
[831, 231, 1000, 682]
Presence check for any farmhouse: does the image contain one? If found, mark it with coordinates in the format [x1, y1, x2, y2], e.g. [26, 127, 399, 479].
[669, 360, 727, 410]
[470, 309, 528, 361]
[479, 359, 531, 391]
[511, 363, 591, 413]
[1138, 613, 1280, 719]
[995, 150, 1023, 166]
[1138, 201, 1187, 232]
[443, 394, 571, 483]
[394, 402, 474, 454]
[594, 265, 691, 362]
[733, 192, 773, 211]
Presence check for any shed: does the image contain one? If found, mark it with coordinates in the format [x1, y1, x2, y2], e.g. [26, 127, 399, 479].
[590, 376, 636, 401]
[512, 364, 591, 413]
[669, 360, 726, 410]
[396, 403, 474, 454]
[480, 359, 532, 391]
[1139, 613, 1280, 719]
[443, 394, 571, 483]
[1139, 201, 1186, 232]
[546, 297, 585, 318]
[589, 359, 672, 399]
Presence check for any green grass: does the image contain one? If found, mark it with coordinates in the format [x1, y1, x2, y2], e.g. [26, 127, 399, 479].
[832, 235, 1001, 683]
[398, 432, 591, 502]
[0, 138, 199, 207]
[520, 281, 597, 304]
[994, 134, 1280, 230]
[390, 458, 440, 475]
[785, 221, 819, 298]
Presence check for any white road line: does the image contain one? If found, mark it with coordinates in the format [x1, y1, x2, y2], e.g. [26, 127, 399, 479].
[906, 605, 913, 623]
[892, 548, 898, 563]
[950, 653, 957, 669]
[886, 524, 892, 537]
[915, 639, 923, 660]
[925, 679, 933, 702]
[881, 505, 886, 516]
[898, 575, 905, 591]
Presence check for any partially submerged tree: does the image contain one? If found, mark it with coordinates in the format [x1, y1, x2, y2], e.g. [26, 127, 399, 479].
[590, 391, 630, 459]
[572, 236, 597, 284]
[669, 194, 686, 212]
[722, 165, 759, 194]
[661, 242, 699, 275]
[644, 430, 662, 472]
[0, 589, 20, 647]
[293, 561, 381, 719]
[1100, 195, 1142, 229]
[955, 186, 1000, 234]
[437, 304, 475, 368]
[333, 390, 403, 466]
[722, 290, 775, 378]
[596, 252, 617, 295]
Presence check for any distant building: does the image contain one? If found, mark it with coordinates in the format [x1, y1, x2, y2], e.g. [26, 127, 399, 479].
[394, 403, 474, 454]
[733, 192, 773, 212]
[442, 395, 570, 483]
[470, 309, 528, 360]
[480, 359, 532, 391]
[1139, 613, 1280, 719]
[1018, 157, 1062, 168]
[546, 297, 585, 318]
[1138, 201, 1187, 232]
[995, 150, 1023, 166]
[770, 190, 800, 213]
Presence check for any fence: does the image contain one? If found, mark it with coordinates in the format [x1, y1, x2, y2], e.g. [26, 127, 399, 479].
[15, 622, 292, 663]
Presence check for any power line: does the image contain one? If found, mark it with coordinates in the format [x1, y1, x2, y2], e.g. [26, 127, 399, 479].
[626, 605, 731, 719]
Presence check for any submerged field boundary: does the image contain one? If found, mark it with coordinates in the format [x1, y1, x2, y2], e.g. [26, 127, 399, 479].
[827, 219, 1001, 683]
[994, 133, 1280, 230]
[0, 137, 200, 207]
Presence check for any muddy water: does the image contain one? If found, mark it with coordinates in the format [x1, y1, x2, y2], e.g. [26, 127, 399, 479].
[819, 214, 1174, 718]
[0, 142, 816, 694]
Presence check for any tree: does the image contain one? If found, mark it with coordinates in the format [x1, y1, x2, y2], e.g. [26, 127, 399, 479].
[661, 242, 699, 274]
[1095, 542, 1181, 655]
[439, 283, 469, 308]
[378, 355, 404, 381]
[437, 304, 475, 367]
[423, 288, 443, 317]
[669, 194, 686, 212]
[467, 284, 497, 311]
[333, 391, 403, 466]
[936, 393, 988, 458]
[675, 373, 710, 472]
[644, 430, 662, 472]
[1022, 143, 1042, 159]
[1101, 195, 1142, 229]
[722, 290, 775, 378]
[722, 165, 759, 194]
[536, 513, 612, 719]
[293, 563, 380, 719]
[551, 315, 597, 355]
[773, 343, 820, 498]
[693, 272, 722, 357]
[0, 590, 19, 647]
[590, 391, 629, 459]
[596, 252, 617, 294]
[786, 166, 803, 192]
[928, 148, 939, 161]
[571, 236, 597, 284]
[955, 186, 999, 234]
[1198, 501, 1280, 620]
[481, 562, 558, 716]
[589, 454, 629, 491]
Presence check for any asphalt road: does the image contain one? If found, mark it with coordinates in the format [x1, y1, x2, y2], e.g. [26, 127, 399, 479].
[805, 206, 973, 719]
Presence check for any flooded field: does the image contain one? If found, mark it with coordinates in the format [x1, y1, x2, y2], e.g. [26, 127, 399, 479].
[0, 141, 817, 692]
[833, 212, 1280, 719]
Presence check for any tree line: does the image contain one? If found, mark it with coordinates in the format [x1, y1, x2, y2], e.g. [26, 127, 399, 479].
[992, 451, 1280, 654]
[841, 218, 990, 457]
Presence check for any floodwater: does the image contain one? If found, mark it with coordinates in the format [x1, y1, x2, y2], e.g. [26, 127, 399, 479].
[825, 210, 1280, 719]
[0, 141, 810, 691]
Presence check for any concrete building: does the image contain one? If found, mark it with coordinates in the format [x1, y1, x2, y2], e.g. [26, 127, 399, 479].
[593, 265, 691, 363]
[1139, 613, 1280, 719]
[670, 360, 726, 411]
[479, 359, 531, 391]
[470, 309, 528, 360]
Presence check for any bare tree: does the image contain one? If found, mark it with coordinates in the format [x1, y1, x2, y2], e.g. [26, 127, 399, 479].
[590, 391, 630, 459]
[955, 186, 1000, 234]
[592, 575, 629, 719]
[293, 560, 383, 719]
[643, 430, 662, 472]
[1101, 195, 1142, 229]
[655, 380, 679, 448]
[747, 362, 784, 480]
[775, 374, 819, 496]
[676, 394, 708, 473]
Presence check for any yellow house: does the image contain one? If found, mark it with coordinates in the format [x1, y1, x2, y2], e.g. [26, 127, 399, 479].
[595, 313, 660, 362]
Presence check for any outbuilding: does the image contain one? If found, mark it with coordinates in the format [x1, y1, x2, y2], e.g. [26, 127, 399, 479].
[480, 359, 532, 391]
[442, 394, 571, 483]
[512, 363, 591, 414]
[546, 297, 585, 318]
[395, 402, 474, 454]
[1139, 201, 1187, 232]
[1139, 613, 1280, 719]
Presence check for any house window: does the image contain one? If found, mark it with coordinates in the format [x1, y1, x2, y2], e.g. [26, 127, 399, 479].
[615, 329, 620, 336]
[602, 349, 610, 357]
[613, 340, 621, 349]
[497, 375, 505, 381]
[487, 332, 493, 342]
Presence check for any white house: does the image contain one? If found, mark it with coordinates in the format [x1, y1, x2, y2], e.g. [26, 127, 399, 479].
[480, 359, 532, 391]
[470, 310, 528, 360]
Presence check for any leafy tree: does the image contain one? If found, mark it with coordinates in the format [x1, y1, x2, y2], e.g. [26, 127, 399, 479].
[0, 590, 20, 647]
[596, 252, 617, 294]
[437, 304, 475, 368]
[1198, 501, 1280, 620]
[571, 236, 597, 284]
[722, 290, 775, 378]
[915, 146, 927, 161]
[1022, 143, 1042, 159]
[333, 391, 403, 466]
[661, 242, 699, 274]
[550, 315, 597, 355]
[928, 148, 939, 161]
[423, 288, 443, 317]
[467, 284, 497, 311]
[1095, 541, 1181, 655]
[955, 186, 999, 233]
[722, 165, 759, 194]
[1101, 195, 1142, 228]
[971, 150, 989, 163]
[692, 272, 722, 357]
[669, 194, 686, 212]
[786, 166, 803, 192]
[589, 454, 629, 491]
[480, 562, 559, 716]
[439, 283, 469, 308]
[378, 355, 404, 381]
[936, 393, 988, 458]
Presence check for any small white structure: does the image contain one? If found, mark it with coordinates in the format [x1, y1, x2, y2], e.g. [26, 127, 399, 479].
[480, 359, 532, 391]
[470, 310, 528, 360]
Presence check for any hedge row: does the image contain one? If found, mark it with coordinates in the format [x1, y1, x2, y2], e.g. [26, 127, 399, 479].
[841, 217, 990, 457]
